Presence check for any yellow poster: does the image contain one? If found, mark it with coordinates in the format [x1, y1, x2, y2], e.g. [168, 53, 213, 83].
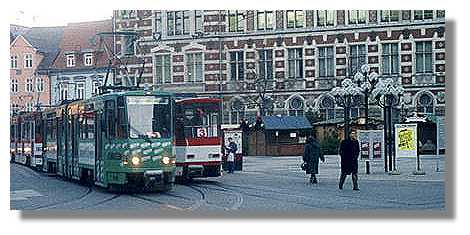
[398, 128, 415, 151]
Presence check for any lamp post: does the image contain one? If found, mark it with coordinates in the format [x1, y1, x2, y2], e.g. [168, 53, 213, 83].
[372, 77, 404, 173]
[353, 64, 379, 129]
[331, 79, 363, 140]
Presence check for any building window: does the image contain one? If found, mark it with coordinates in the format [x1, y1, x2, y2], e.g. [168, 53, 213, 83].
[381, 10, 400, 22]
[24, 54, 33, 68]
[348, 10, 367, 24]
[167, 12, 175, 36]
[437, 10, 445, 18]
[286, 10, 304, 28]
[11, 79, 18, 93]
[60, 83, 68, 101]
[26, 103, 33, 112]
[119, 10, 136, 19]
[11, 104, 19, 116]
[155, 54, 172, 84]
[182, 11, 191, 35]
[36, 77, 44, 92]
[288, 48, 303, 79]
[228, 10, 244, 32]
[320, 96, 335, 121]
[229, 51, 244, 81]
[66, 54, 75, 67]
[77, 82, 85, 100]
[349, 44, 367, 75]
[195, 10, 203, 33]
[350, 96, 364, 119]
[416, 41, 433, 74]
[92, 81, 101, 95]
[317, 10, 335, 27]
[26, 78, 33, 92]
[381, 43, 399, 75]
[167, 11, 191, 36]
[84, 53, 93, 66]
[11, 55, 18, 69]
[414, 10, 434, 20]
[258, 49, 274, 80]
[166, 11, 190, 36]
[230, 99, 245, 124]
[186, 53, 203, 83]
[121, 35, 135, 56]
[257, 11, 274, 30]
[417, 93, 434, 114]
[155, 11, 163, 35]
[319, 47, 335, 78]
[288, 97, 304, 116]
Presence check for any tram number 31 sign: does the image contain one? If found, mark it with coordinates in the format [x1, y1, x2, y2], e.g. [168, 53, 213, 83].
[197, 128, 208, 137]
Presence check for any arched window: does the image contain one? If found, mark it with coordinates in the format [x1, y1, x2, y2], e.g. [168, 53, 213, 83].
[320, 96, 335, 121]
[231, 99, 245, 124]
[417, 93, 434, 114]
[288, 97, 304, 116]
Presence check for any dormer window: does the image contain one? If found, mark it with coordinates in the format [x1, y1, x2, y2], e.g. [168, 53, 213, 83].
[66, 54, 76, 67]
[84, 53, 93, 66]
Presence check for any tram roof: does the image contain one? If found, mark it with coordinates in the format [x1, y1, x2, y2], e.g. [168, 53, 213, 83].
[176, 97, 222, 105]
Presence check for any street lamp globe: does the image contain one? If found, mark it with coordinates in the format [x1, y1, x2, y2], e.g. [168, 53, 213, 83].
[361, 64, 370, 74]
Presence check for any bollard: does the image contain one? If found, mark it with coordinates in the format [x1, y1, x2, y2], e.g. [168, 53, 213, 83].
[365, 160, 370, 174]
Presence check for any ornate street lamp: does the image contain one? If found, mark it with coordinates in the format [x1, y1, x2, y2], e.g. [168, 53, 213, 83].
[372, 77, 404, 173]
[331, 78, 364, 140]
[353, 64, 379, 129]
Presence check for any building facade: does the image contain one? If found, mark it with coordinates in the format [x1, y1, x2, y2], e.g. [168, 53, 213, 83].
[10, 26, 64, 115]
[49, 20, 114, 105]
[113, 10, 445, 126]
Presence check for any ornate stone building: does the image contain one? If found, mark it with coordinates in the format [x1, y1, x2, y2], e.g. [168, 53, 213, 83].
[113, 10, 445, 126]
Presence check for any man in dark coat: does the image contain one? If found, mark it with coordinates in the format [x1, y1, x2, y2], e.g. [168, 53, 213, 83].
[339, 130, 360, 190]
[303, 136, 324, 184]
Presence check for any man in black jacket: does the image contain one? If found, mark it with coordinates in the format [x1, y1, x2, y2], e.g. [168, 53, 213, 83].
[339, 130, 360, 190]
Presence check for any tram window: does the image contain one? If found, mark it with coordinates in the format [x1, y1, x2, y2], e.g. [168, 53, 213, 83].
[79, 115, 86, 139]
[87, 114, 95, 139]
[127, 96, 172, 139]
[116, 96, 128, 139]
[105, 100, 116, 139]
[46, 119, 51, 141]
[35, 119, 42, 142]
[10, 124, 15, 141]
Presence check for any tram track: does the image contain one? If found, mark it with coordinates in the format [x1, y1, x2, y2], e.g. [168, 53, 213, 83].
[190, 180, 244, 211]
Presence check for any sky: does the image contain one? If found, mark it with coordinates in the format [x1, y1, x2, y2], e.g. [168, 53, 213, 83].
[10, 9, 113, 27]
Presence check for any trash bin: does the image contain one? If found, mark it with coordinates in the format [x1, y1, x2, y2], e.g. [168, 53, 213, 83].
[234, 154, 243, 171]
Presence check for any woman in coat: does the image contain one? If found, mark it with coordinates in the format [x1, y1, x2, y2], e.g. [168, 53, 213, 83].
[303, 136, 324, 184]
[338, 130, 360, 190]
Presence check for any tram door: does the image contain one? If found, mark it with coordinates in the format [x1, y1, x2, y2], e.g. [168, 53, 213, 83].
[57, 110, 66, 177]
[94, 111, 105, 186]
[71, 114, 80, 179]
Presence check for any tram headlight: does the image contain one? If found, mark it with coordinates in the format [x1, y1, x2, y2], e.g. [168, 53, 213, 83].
[131, 156, 141, 166]
[161, 156, 171, 165]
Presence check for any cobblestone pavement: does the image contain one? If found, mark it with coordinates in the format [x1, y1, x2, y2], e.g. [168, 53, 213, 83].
[11, 154, 446, 214]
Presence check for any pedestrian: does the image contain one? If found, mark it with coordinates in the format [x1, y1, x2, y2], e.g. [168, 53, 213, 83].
[302, 136, 324, 184]
[338, 130, 360, 190]
[225, 137, 238, 173]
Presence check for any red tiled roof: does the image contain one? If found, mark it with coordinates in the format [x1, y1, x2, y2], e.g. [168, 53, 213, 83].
[52, 19, 113, 69]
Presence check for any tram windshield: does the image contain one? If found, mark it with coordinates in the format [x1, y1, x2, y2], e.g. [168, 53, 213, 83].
[176, 101, 220, 139]
[127, 96, 172, 139]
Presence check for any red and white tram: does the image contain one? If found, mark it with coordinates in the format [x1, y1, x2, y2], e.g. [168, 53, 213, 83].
[10, 111, 44, 169]
[174, 97, 222, 182]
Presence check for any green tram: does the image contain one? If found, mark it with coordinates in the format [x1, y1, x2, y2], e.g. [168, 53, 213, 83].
[12, 90, 177, 192]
